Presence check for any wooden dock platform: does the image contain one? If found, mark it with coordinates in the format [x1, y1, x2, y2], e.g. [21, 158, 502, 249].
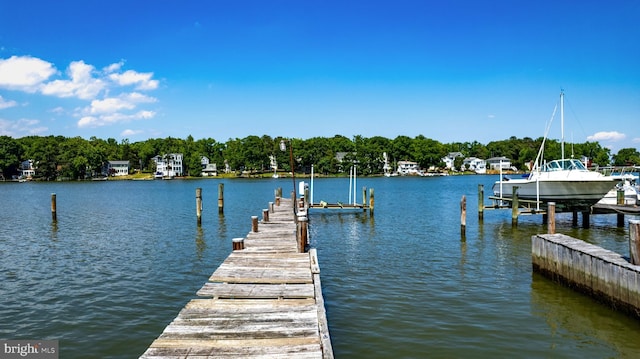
[140, 198, 333, 358]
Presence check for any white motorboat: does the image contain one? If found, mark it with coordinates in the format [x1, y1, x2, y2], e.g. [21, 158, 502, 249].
[492, 91, 619, 211]
[597, 174, 640, 206]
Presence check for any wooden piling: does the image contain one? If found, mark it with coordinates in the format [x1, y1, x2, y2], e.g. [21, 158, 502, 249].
[251, 215, 258, 232]
[269, 201, 274, 213]
[232, 237, 245, 251]
[362, 187, 367, 213]
[369, 188, 375, 216]
[460, 195, 466, 237]
[582, 211, 590, 228]
[511, 186, 519, 225]
[629, 220, 640, 265]
[478, 184, 484, 221]
[276, 196, 281, 206]
[262, 208, 269, 222]
[547, 202, 556, 234]
[51, 193, 57, 222]
[196, 187, 202, 225]
[218, 183, 224, 214]
[297, 214, 308, 253]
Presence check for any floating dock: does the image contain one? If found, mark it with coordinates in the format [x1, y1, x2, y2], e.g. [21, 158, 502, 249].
[140, 197, 333, 358]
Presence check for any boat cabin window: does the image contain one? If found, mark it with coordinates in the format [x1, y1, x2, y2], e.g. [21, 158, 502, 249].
[543, 159, 587, 171]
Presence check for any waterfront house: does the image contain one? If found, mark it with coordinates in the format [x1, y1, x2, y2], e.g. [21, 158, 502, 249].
[18, 159, 36, 179]
[104, 160, 130, 176]
[153, 153, 184, 177]
[486, 156, 512, 171]
[397, 160, 421, 175]
[462, 157, 487, 174]
[201, 156, 218, 177]
[442, 152, 464, 170]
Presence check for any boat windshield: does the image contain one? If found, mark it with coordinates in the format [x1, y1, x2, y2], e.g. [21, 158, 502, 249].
[542, 159, 587, 172]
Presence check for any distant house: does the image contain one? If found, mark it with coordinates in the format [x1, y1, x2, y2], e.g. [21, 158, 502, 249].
[442, 152, 464, 170]
[201, 156, 217, 177]
[18, 159, 36, 178]
[104, 160, 129, 176]
[153, 153, 184, 177]
[462, 157, 487, 174]
[397, 160, 421, 175]
[486, 157, 512, 170]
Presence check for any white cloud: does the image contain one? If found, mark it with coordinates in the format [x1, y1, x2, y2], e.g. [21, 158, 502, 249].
[109, 70, 159, 90]
[40, 61, 106, 99]
[0, 56, 56, 92]
[84, 92, 157, 116]
[77, 110, 156, 128]
[0, 95, 18, 109]
[632, 137, 640, 143]
[586, 131, 626, 142]
[0, 118, 48, 136]
[1, 55, 160, 131]
[121, 129, 143, 137]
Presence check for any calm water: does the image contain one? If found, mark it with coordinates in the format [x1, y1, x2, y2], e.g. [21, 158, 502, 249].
[1, 176, 640, 358]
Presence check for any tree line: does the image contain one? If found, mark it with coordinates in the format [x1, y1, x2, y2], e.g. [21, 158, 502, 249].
[0, 134, 638, 180]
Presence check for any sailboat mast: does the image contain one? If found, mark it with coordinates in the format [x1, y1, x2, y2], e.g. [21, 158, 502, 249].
[560, 90, 565, 164]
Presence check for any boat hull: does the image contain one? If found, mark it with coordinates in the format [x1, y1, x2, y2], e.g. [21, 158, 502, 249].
[493, 178, 618, 211]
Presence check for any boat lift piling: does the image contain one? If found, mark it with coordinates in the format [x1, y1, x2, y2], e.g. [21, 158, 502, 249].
[308, 164, 374, 214]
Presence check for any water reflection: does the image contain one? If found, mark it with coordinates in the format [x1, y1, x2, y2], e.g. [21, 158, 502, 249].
[195, 226, 206, 260]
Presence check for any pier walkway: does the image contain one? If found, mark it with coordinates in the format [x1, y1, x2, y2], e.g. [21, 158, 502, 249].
[140, 197, 333, 358]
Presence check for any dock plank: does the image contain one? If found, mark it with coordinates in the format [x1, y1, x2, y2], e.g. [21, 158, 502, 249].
[140, 198, 332, 358]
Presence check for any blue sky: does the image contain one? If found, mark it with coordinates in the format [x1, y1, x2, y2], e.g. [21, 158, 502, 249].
[0, 0, 638, 152]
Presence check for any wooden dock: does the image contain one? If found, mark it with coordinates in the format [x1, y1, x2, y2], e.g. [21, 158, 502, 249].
[140, 197, 333, 358]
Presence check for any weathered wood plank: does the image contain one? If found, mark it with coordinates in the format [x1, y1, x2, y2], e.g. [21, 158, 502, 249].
[197, 282, 315, 298]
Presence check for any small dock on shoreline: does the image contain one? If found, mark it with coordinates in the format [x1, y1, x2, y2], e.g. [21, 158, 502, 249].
[140, 197, 333, 358]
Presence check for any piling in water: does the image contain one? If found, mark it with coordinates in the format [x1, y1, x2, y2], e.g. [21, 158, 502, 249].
[478, 184, 484, 221]
[460, 195, 466, 238]
[630, 220, 640, 265]
[251, 216, 258, 232]
[218, 183, 224, 214]
[196, 188, 203, 225]
[51, 193, 57, 222]
[547, 202, 556, 234]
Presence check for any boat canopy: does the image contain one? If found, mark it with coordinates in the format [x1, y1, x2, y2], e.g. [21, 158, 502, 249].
[542, 159, 586, 172]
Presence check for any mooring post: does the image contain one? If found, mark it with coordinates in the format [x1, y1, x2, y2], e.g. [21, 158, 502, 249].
[297, 213, 308, 253]
[218, 183, 224, 214]
[262, 208, 269, 222]
[196, 187, 203, 225]
[617, 188, 625, 205]
[369, 188, 375, 216]
[232, 237, 245, 251]
[572, 211, 578, 227]
[460, 195, 467, 238]
[478, 184, 484, 221]
[269, 201, 274, 213]
[251, 215, 258, 232]
[511, 186, 519, 225]
[630, 220, 640, 265]
[275, 196, 281, 206]
[51, 193, 57, 222]
[547, 202, 556, 234]
[582, 211, 590, 228]
[362, 186, 367, 212]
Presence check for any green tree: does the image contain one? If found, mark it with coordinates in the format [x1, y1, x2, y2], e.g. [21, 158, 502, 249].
[613, 148, 640, 166]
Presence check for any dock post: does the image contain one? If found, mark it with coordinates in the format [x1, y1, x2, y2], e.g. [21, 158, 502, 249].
[478, 184, 484, 221]
[232, 237, 245, 251]
[511, 186, 519, 226]
[582, 211, 590, 228]
[51, 193, 57, 222]
[262, 208, 269, 222]
[460, 195, 466, 238]
[269, 201, 274, 213]
[362, 187, 367, 212]
[196, 188, 203, 225]
[369, 188, 374, 216]
[630, 220, 640, 265]
[297, 213, 308, 253]
[251, 216, 258, 232]
[275, 196, 281, 206]
[617, 188, 625, 205]
[218, 183, 224, 214]
[572, 211, 578, 227]
[617, 189, 625, 227]
[547, 202, 556, 234]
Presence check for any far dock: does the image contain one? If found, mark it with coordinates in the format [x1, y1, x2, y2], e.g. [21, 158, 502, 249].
[140, 197, 333, 358]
